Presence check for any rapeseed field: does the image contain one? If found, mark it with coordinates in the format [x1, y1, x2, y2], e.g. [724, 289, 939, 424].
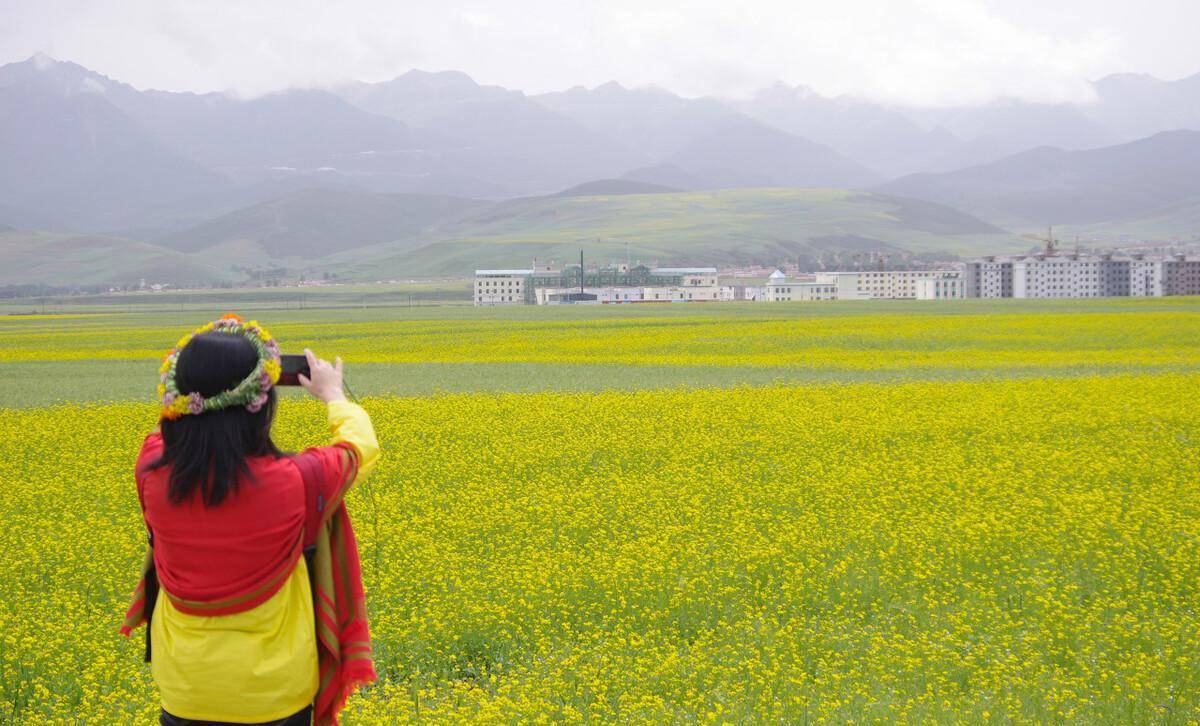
[1, 364, 1197, 721]
[3, 308, 1198, 373]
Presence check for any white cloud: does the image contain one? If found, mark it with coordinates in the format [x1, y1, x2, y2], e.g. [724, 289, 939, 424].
[0, 0, 1193, 105]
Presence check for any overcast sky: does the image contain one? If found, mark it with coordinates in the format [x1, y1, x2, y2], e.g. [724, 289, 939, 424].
[3, 0, 1199, 105]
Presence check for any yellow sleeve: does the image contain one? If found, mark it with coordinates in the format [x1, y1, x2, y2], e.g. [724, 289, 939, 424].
[327, 399, 380, 481]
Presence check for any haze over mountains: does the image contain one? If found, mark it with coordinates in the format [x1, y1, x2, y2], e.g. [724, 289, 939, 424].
[3, 53, 1200, 286]
[879, 130, 1200, 227]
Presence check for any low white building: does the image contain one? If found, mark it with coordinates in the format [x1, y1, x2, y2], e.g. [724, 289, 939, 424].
[814, 269, 962, 300]
[760, 270, 838, 301]
[659, 268, 720, 289]
[534, 285, 735, 304]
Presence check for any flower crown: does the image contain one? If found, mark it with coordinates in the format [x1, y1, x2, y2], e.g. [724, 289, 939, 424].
[158, 313, 282, 420]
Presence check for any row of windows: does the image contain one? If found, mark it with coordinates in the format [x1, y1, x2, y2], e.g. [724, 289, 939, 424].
[1023, 264, 1129, 269]
[857, 272, 946, 277]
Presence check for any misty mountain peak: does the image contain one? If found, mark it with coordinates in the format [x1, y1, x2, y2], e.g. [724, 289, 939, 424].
[1094, 72, 1163, 86]
[30, 51, 56, 69]
[338, 67, 520, 118]
[393, 68, 482, 90]
[0, 53, 126, 97]
[1092, 72, 1166, 97]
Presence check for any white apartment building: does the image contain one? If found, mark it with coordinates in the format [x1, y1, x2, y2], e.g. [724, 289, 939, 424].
[963, 257, 1014, 298]
[760, 270, 837, 301]
[814, 269, 962, 300]
[1130, 258, 1163, 297]
[474, 269, 531, 305]
[1130, 254, 1200, 296]
[1159, 255, 1200, 295]
[1011, 254, 1130, 298]
[964, 253, 1198, 298]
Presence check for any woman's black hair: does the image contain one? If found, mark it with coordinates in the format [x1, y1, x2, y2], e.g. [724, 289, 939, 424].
[149, 331, 282, 506]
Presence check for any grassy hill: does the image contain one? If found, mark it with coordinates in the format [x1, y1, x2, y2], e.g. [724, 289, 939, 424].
[0, 231, 230, 287]
[0, 188, 1018, 286]
[322, 187, 1016, 278]
[160, 188, 485, 260]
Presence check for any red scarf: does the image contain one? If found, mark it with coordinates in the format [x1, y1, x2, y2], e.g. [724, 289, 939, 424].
[122, 440, 376, 726]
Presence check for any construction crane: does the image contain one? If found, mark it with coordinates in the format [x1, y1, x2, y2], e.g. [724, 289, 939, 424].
[1023, 225, 1059, 256]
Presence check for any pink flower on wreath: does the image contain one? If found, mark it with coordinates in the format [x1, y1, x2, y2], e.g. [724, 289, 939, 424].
[260, 370, 272, 388]
[247, 393, 269, 413]
[187, 392, 205, 415]
[162, 391, 176, 408]
[264, 339, 280, 355]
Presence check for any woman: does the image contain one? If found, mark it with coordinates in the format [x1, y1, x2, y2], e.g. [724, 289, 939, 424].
[121, 314, 379, 725]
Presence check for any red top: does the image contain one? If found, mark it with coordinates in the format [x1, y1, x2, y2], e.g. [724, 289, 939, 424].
[135, 433, 353, 615]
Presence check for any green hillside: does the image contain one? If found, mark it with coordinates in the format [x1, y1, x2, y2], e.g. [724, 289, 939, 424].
[324, 188, 1017, 278]
[160, 188, 485, 259]
[0, 231, 229, 287]
[0, 188, 1021, 286]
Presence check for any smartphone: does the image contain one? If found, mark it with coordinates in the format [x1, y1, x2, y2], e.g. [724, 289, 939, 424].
[277, 354, 310, 386]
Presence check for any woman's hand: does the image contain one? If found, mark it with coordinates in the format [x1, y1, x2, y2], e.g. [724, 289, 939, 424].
[298, 348, 346, 403]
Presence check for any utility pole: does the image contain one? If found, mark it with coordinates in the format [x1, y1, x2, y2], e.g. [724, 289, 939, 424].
[580, 248, 584, 296]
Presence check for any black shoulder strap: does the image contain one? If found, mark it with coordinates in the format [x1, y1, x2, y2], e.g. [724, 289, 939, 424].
[144, 529, 158, 663]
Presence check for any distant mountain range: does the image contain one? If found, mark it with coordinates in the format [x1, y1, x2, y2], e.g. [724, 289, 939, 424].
[737, 72, 1200, 177]
[878, 130, 1200, 226]
[3, 53, 1200, 286]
